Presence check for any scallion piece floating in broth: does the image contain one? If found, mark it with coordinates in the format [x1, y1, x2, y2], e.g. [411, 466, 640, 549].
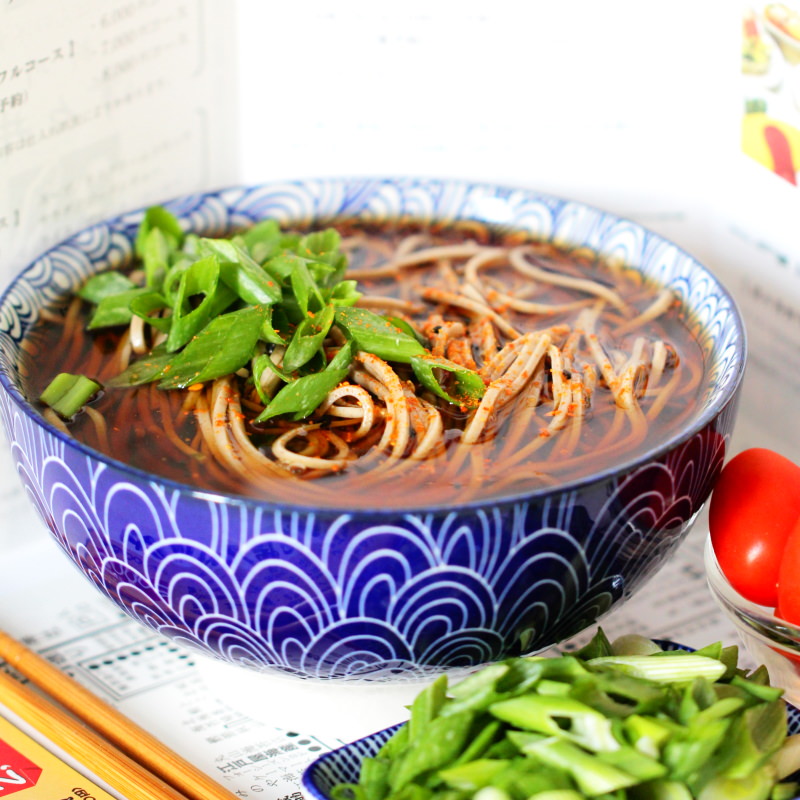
[157, 305, 267, 389]
[333, 306, 427, 363]
[39, 373, 101, 419]
[255, 341, 354, 423]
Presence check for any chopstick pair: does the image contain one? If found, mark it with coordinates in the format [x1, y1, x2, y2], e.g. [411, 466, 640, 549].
[0, 628, 236, 800]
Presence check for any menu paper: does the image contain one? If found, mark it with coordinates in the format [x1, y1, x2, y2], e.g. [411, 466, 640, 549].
[0, 0, 239, 553]
[0, 0, 239, 283]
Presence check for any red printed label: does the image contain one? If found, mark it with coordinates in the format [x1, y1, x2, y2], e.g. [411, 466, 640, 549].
[0, 737, 42, 795]
[0, 713, 114, 798]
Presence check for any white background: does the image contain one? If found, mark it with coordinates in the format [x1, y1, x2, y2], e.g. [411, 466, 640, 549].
[236, 0, 735, 264]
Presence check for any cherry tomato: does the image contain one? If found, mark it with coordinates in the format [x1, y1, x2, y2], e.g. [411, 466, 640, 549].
[709, 448, 800, 607]
[778, 515, 800, 625]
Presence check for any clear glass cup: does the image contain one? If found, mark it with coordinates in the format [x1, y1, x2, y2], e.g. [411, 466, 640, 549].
[705, 536, 800, 707]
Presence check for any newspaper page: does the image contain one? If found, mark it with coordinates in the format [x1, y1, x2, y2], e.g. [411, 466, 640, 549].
[1, 1, 798, 799]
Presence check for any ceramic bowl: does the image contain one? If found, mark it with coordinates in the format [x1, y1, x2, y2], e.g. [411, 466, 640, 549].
[0, 178, 745, 681]
[706, 536, 800, 707]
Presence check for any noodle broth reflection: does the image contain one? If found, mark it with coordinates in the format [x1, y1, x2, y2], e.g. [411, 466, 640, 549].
[22, 220, 705, 509]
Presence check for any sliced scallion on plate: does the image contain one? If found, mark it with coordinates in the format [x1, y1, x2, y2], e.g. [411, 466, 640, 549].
[330, 628, 800, 800]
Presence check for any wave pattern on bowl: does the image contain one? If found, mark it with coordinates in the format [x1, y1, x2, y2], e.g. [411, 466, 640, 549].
[2, 386, 727, 679]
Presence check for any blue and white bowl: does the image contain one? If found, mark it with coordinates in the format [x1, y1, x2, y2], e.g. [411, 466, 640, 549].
[0, 178, 745, 681]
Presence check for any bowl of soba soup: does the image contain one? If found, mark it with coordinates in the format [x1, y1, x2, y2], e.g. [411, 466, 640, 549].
[0, 178, 744, 681]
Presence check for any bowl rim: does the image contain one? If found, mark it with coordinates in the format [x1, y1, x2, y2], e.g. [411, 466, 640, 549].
[0, 176, 748, 516]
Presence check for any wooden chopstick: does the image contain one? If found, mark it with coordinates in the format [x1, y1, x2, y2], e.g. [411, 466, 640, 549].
[0, 629, 236, 800]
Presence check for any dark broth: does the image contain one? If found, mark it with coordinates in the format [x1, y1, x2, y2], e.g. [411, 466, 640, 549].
[21, 219, 706, 509]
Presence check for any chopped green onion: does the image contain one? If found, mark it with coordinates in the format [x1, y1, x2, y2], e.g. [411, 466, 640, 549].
[106, 350, 173, 388]
[290, 257, 326, 317]
[522, 737, 639, 795]
[333, 628, 800, 800]
[611, 633, 665, 656]
[253, 351, 295, 388]
[334, 306, 427, 363]
[77, 271, 136, 304]
[165, 255, 237, 352]
[253, 340, 354, 423]
[282, 304, 335, 373]
[128, 291, 173, 334]
[202, 238, 282, 306]
[240, 218, 285, 263]
[259, 306, 289, 346]
[135, 205, 183, 258]
[437, 759, 510, 791]
[328, 280, 361, 307]
[141, 227, 172, 288]
[253, 367, 349, 423]
[158, 305, 267, 389]
[87, 287, 151, 329]
[587, 655, 728, 684]
[410, 353, 485, 406]
[383, 315, 426, 345]
[39, 373, 102, 418]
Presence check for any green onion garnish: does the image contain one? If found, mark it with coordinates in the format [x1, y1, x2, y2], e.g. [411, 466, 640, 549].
[39, 373, 102, 419]
[76, 205, 486, 421]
